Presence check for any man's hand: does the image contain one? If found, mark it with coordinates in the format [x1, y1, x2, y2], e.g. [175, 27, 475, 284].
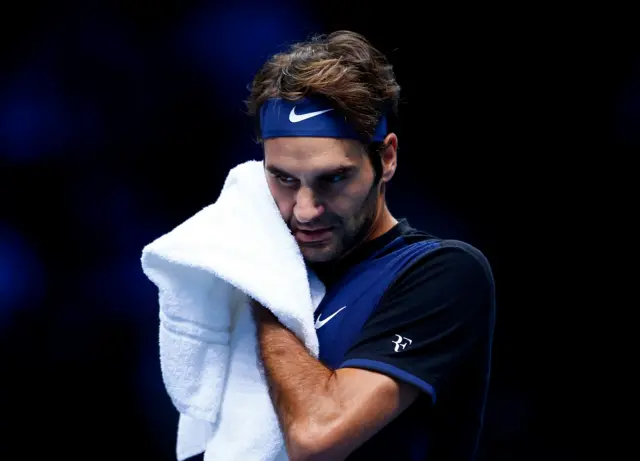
[250, 299, 420, 461]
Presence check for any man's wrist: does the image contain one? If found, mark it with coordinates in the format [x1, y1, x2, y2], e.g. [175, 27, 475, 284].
[250, 299, 279, 325]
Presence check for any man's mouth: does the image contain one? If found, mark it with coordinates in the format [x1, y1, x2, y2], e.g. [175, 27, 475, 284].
[294, 227, 334, 243]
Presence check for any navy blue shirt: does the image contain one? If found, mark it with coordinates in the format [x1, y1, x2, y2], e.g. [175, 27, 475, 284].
[311, 220, 495, 461]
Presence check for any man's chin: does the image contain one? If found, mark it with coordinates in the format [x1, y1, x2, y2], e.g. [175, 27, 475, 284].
[299, 241, 341, 263]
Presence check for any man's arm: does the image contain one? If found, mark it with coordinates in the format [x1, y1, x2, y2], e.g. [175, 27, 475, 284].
[252, 306, 420, 461]
[253, 243, 495, 461]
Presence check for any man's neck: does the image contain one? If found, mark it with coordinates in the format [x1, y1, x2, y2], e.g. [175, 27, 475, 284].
[366, 203, 398, 242]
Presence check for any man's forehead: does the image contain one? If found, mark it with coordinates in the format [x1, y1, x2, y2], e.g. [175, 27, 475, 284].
[264, 137, 364, 171]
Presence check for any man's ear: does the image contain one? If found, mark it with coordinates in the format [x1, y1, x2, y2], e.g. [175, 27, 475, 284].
[380, 133, 398, 183]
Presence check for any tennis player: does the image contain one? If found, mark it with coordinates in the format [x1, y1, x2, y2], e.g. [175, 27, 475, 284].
[245, 30, 496, 461]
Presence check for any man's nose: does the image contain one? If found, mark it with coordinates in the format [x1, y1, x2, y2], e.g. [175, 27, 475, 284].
[293, 187, 325, 224]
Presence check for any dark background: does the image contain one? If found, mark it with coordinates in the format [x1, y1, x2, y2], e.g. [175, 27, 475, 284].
[0, 1, 636, 460]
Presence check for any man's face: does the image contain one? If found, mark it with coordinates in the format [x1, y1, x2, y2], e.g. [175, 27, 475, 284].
[264, 137, 380, 263]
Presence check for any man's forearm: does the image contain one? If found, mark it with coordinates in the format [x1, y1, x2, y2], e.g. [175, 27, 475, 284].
[252, 307, 340, 451]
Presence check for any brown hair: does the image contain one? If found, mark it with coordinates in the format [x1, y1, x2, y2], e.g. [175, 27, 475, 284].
[246, 30, 401, 143]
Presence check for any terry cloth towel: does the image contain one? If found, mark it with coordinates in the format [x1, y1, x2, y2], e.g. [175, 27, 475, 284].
[141, 160, 325, 460]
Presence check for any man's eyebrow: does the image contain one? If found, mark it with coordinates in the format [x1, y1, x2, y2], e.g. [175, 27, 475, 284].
[265, 165, 356, 178]
[265, 165, 294, 177]
[317, 165, 357, 179]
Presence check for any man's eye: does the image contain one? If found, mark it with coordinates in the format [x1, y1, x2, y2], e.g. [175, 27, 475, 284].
[324, 173, 346, 184]
[322, 173, 347, 184]
[276, 175, 297, 186]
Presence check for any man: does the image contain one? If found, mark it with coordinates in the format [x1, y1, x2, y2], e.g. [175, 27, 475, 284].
[246, 31, 495, 461]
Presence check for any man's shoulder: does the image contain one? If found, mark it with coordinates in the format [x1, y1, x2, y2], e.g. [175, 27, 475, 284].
[389, 232, 495, 302]
[425, 239, 492, 276]
[396, 222, 492, 279]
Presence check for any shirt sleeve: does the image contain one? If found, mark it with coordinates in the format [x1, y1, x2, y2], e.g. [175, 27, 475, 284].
[338, 243, 495, 404]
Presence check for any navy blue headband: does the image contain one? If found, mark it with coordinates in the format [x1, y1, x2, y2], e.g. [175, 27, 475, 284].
[259, 97, 387, 142]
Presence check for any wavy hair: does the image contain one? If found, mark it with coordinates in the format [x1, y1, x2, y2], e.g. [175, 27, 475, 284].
[246, 30, 400, 143]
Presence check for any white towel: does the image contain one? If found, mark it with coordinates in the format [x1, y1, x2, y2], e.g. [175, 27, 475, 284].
[141, 160, 326, 461]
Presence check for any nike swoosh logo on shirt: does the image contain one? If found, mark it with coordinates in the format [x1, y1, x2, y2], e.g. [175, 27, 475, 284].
[289, 107, 334, 123]
[314, 306, 347, 330]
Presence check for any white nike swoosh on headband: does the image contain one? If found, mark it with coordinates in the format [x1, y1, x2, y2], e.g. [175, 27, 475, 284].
[289, 107, 333, 123]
